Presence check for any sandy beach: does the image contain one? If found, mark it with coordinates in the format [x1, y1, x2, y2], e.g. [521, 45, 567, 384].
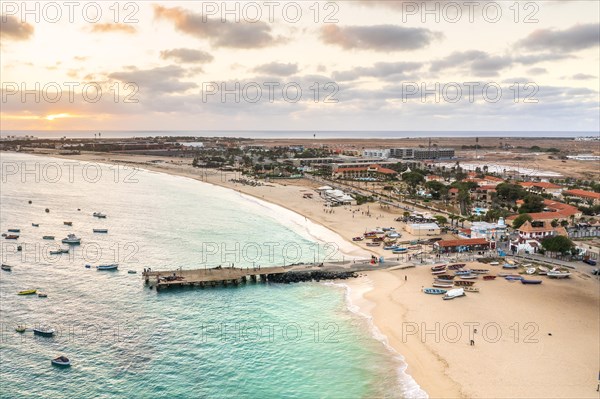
[22, 150, 600, 398]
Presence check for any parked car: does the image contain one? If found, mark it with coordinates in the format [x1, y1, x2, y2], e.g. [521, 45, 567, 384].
[583, 259, 597, 266]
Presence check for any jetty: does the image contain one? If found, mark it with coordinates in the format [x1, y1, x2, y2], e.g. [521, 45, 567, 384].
[142, 259, 402, 291]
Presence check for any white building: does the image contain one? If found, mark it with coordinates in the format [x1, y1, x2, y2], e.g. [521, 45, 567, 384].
[468, 218, 508, 241]
[362, 149, 390, 158]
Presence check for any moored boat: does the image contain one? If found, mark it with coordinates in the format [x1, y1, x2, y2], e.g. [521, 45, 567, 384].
[8, 228, 20, 233]
[463, 286, 479, 293]
[1, 264, 12, 271]
[51, 356, 71, 367]
[61, 234, 81, 245]
[489, 262, 500, 266]
[93, 212, 107, 218]
[33, 327, 55, 337]
[32, 223, 39, 227]
[18, 289, 37, 295]
[43, 235, 55, 240]
[423, 288, 447, 295]
[431, 269, 447, 275]
[128, 270, 137, 274]
[448, 263, 466, 270]
[96, 264, 118, 271]
[15, 325, 26, 333]
[483, 275, 497, 280]
[38, 292, 48, 298]
[63, 221, 72, 226]
[5, 234, 19, 240]
[93, 229, 108, 233]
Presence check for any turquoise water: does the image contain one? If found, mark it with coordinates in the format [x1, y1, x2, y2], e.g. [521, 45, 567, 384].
[0, 153, 406, 398]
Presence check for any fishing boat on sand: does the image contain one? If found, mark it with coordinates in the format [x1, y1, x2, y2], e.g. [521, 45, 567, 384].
[93, 229, 108, 233]
[43, 235, 55, 240]
[352, 236, 364, 241]
[521, 279, 543, 285]
[448, 263, 466, 270]
[537, 266, 549, 275]
[463, 286, 479, 293]
[366, 242, 381, 247]
[1, 264, 12, 271]
[454, 270, 472, 276]
[443, 288, 466, 300]
[547, 270, 571, 279]
[93, 212, 107, 218]
[505, 275, 523, 281]
[432, 269, 447, 275]
[423, 288, 447, 295]
[459, 274, 478, 279]
[489, 262, 500, 266]
[503, 263, 518, 269]
[483, 275, 497, 280]
[431, 264, 447, 271]
[526, 267, 536, 275]
[18, 289, 37, 295]
[471, 269, 489, 274]
[392, 248, 407, 254]
[454, 280, 475, 286]
[432, 282, 454, 288]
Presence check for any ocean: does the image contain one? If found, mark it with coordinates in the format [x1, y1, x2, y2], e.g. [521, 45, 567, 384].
[2, 130, 595, 139]
[0, 153, 424, 399]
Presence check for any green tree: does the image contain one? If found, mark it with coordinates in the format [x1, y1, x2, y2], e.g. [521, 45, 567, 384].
[519, 194, 544, 213]
[551, 219, 559, 228]
[434, 215, 448, 226]
[512, 213, 533, 229]
[402, 172, 425, 194]
[541, 235, 575, 255]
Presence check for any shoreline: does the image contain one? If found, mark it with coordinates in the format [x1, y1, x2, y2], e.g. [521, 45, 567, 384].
[10, 150, 600, 398]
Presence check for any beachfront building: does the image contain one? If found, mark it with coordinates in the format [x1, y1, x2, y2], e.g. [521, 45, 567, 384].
[389, 147, 455, 160]
[434, 238, 492, 253]
[519, 181, 564, 196]
[462, 219, 508, 241]
[567, 222, 600, 239]
[318, 188, 356, 206]
[575, 239, 600, 262]
[509, 199, 582, 224]
[562, 189, 600, 205]
[516, 220, 568, 240]
[510, 237, 542, 254]
[404, 223, 441, 236]
[332, 164, 398, 181]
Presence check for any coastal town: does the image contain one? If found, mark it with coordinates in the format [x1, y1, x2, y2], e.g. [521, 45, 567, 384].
[3, 135, 599, 274]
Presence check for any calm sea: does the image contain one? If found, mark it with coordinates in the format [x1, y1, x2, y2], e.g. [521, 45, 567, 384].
[0, 152, 424, 399]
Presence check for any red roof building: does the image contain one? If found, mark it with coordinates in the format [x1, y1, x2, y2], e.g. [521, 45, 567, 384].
[434, 238, 492, 253]
[562, 189, 600, 205]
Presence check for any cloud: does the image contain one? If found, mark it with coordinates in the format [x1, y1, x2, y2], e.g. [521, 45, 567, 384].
[571, 73, 596, 80]
[527, 67, 547, 75]
[0, 15, 34, 41]
[320, 25, 441, 51]
[253, 62, 298, 76]
[333, 61, 421, 81]
[160, 48, 214, 63]
[430, 50, 570, 76]
[518, 23, 600, 52]
[89, 23, 137, 34]
[109, 65, 197, 94]
[153, 5, 286, 49]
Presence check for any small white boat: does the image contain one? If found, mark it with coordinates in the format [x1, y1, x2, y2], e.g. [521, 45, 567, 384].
[1, 264, 12, 271]
[38, 292, 48, 298]
[489, 262, 499, 266]
[93, 229, 108, 233]
[463, 286, 479, 293]
[526, 267, 536, 275]
[50, 248, 69, 255]
[432, 282, 453, 288]
[61, 234, 81, 245]
[547, 270, 571, 279]
[537, 266, 549, 275]
[460, 274, 478, 279]
[93, 212, 107, 218]
[443, 288, 466, 300]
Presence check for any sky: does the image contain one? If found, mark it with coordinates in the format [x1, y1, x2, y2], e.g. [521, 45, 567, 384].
[1, 0, 599, 132]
